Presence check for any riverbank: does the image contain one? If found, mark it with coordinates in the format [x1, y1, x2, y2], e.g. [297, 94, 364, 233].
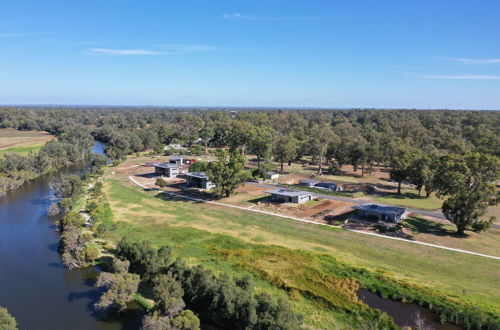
[0, 158, 142, 330]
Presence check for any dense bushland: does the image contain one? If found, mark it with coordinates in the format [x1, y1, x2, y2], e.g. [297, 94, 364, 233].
[114, 238, 304, 330]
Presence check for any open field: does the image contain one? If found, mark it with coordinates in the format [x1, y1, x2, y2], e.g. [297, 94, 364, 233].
[102, 167, 500, 316]
[120, 154, 500, 257]
[0, 129, 55, 157]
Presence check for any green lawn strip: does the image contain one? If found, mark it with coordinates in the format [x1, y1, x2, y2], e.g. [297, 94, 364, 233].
[373, 193, 442, 210]
[105, 180, 500, 313]
[0, 143, 45, 157]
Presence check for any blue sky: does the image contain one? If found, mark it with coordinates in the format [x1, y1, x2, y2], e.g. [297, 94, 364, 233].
[1, 0, 499, 109]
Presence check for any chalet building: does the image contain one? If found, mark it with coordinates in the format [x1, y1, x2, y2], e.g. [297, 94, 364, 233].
[169, 155, 196, 166]
[153, 163, 180, 178]
[266, 188, 313, 204]
[314, 182, 340, 192]
[354, 204, 406, 223]
[186, 172, 215, 190]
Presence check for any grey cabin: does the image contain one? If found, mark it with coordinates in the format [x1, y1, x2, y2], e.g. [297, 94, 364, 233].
[154, 163, 180, 178]
[266, 188, 313, 204]
[314, 182, 339, 191]
[354, 204, 406, 223]
[299, 179, 341, 192]
[299, 179, 319, 187]
[186, 172, 215, 190]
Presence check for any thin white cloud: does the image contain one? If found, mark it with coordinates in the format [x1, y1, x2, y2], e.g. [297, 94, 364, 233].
[423, 75, 500, 80]
[154, 44, 217, 52]
[87, 48, 172, 56]
[222, 13, 316, 21]
[451, 58, 500, 64]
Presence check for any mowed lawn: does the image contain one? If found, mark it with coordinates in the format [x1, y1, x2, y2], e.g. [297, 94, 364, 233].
[0, 129, 55, 157]
[103, 177, 500, 315]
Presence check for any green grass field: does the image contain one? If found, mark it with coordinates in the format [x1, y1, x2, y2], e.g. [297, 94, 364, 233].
[102, 177, 499, 320]
[373, 192, 443, 210]
[0, 144, 46, 157]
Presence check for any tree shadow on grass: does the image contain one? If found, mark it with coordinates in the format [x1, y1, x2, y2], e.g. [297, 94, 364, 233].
[403, 216, 459, 237]
[152, 192, 205, 204]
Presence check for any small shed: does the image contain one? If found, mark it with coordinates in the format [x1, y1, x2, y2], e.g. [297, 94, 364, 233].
[266, 188, 313, 204]
[354, 204, 406, 223]
[265, 172, 280, 180]
[299, 179, 319, 187]
[153, 163, 180, 178]
[186, 172, 215, 190]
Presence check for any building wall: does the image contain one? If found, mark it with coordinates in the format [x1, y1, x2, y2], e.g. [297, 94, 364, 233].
[167, 168, 179, 178]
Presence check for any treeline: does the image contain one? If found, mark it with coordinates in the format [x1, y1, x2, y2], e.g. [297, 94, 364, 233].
[0, 125, 95, 194]
[97, 238, 304, 330]
[1, 107, 499, 233]
[1, 107, 499, 161]
[51, 157, 106, 269]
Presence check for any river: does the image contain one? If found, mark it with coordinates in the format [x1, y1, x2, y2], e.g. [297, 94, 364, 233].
[0, 142, 141, 329]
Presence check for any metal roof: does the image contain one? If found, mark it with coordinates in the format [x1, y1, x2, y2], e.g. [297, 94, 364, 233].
[315, 182, 337, 188]
[354, 204, 406, 216]
[154, 162, 179, 169]
[266, 188, 312, 197]
[169, 155, 188, 160]
[186, 172, 209, 179]
[299, 179, 319, 184]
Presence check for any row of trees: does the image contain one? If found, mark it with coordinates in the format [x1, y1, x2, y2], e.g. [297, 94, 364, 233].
[51, 157, 107, 268]
[2, 107, 498, 162]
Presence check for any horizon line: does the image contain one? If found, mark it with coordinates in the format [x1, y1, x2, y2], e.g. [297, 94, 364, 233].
[1, 103, 499, 111]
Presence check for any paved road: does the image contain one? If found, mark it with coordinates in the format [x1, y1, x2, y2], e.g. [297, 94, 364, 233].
[129, 176, 500, 260]
[249, 182, 500, 229]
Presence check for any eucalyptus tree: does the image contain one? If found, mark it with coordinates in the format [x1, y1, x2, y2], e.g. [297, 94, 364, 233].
[273, 135, 298, 172]
[433, 152, 499, 235]
[309, 123, 335, 175]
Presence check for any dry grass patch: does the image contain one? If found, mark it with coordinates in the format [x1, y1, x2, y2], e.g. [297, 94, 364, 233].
[0, 129, 55, 156]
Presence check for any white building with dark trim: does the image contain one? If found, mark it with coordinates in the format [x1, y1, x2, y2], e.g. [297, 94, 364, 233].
[354, 204, 407, 223]
[266, 188, 313, 204]
[153, 163, 180, 178]
[186, 172, 215, 190]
